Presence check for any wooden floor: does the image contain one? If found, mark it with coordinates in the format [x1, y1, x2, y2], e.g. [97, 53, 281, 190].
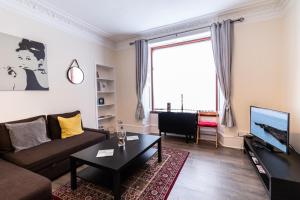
[52, 135, 269, 200]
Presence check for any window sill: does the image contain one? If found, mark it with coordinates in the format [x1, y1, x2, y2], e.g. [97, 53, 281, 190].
[151, 110, 219, 116]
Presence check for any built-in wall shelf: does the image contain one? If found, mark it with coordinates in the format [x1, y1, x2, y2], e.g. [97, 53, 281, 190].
[97, 65, 114, 69]
[97, 104, 115, 107]
[97, 78, 114, 81]
[98, 115, 115, 121]
[96, 64, 116, 131]
[97, 91, 115, 94]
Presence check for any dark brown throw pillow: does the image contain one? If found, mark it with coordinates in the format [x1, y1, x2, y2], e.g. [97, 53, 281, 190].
[47, 110, 81, 139]
[0, 115, 47, 154]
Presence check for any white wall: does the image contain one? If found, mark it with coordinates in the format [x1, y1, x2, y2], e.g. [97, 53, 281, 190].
[221, 17, 285, 148]
[3, 1, 298, 151]
[282, 0, 300, 152]
[115, 47, 137, 127]
[115, 16, 287, 148]
[0, 8, 115, 128]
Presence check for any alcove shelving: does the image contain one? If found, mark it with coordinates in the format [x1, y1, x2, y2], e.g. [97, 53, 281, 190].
[95, 64, 116, 131]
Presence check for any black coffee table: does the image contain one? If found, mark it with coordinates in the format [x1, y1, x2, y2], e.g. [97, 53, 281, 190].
[70, 133, 161, 200]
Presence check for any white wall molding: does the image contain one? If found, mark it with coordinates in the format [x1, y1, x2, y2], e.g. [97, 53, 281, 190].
[123, 124, 151, 134]
[219, 132, 244, 149]
[124, 120, 244, 148]
[116, 0, 290, 51]
[0, 0, 115, 49]
[0, 0, 290, 51]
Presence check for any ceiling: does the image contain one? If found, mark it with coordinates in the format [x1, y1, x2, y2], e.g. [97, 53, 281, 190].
[39, 0, 263, 42]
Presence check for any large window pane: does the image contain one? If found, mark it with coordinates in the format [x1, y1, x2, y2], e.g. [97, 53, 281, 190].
[152, 39, 216, 111]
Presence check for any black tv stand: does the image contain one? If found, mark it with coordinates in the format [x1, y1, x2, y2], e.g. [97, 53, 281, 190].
[244, 137, 300, 200]
[252, 141, 266, 148]
[251, 140, 273, 152]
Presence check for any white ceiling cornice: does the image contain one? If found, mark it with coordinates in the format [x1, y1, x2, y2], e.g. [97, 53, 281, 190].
[116, 0, 290, 51]
[0, 0, 291, 51]
[0, 0, 115, 49]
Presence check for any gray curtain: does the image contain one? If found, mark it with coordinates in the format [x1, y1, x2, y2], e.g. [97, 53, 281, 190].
[135, 40, 148, 120]
[211, 20, 235, 127]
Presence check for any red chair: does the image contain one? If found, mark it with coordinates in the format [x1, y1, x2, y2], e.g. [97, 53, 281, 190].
[196, 111, 219, 148]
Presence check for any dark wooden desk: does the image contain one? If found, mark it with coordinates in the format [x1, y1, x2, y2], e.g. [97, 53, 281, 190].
[157, 110, 197, 142]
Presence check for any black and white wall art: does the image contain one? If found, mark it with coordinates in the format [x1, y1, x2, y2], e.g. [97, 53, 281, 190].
[0, 32, 48, 90]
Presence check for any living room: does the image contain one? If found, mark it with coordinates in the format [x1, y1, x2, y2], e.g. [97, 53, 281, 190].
[0, 0, 300, 199]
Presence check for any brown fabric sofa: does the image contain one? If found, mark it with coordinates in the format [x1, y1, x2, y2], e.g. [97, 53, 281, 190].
[0, 110, 109, 199]
[0, 159, 52, 200]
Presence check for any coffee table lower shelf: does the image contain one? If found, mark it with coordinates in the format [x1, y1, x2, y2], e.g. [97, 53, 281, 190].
[77, 147, 158, 189]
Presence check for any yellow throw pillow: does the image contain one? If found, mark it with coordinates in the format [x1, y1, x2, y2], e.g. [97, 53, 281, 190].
[58, 114, 84, 139]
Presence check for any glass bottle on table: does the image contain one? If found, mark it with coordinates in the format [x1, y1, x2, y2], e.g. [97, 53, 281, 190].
[117, 121, 126, 147]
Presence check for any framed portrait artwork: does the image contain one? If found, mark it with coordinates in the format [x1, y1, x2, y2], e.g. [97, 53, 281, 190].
[0, 32, 49, 91]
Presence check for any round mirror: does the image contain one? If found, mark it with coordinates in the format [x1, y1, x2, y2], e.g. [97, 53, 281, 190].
[67, 59, 84, 84]
[67, 67, 84, 84]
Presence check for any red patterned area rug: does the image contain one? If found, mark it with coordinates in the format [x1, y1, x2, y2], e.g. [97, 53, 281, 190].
[53, 147, 189, 200]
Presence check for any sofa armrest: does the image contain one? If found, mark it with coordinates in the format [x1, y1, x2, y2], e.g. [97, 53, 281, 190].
[83, 127, 110, 139]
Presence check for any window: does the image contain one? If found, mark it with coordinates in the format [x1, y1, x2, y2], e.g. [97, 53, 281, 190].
[151, 37, 217, 111]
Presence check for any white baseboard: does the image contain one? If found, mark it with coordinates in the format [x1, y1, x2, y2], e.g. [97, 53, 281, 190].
[219, 132, 244, 149]
[125, 123, 244, 149]
[150, 124, 159, 134]
[122, 123, 151, 134]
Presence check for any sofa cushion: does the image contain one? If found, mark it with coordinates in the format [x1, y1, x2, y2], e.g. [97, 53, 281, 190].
[47, 110, 81, 139]
[2, 130, 105, 172]
[0, 159, 52, 200]
[0, 115, 47, 154]
[58, 114, 84, 139]
[5, 117, 51, 152]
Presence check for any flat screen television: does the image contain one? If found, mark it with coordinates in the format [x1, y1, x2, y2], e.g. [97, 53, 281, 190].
[250, 106, 290, 154]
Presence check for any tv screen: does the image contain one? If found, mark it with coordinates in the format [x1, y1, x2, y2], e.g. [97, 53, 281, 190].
[250, 106, 289, 153]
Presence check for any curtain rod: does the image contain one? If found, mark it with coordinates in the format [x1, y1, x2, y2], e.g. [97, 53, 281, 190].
[129, 17, 244, 45]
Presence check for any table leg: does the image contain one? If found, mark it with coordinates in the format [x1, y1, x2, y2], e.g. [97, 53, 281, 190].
[113, 172, 121, 200]
[158, 138, 162, 163]
[70, 158, 77, 190]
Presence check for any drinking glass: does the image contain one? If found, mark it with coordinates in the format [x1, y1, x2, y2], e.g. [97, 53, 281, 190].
[117, 130, 126, 147]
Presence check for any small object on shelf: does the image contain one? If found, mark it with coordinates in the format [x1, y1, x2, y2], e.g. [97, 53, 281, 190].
[252, 157, 259, 164]
[96, 71, 100, 78]
[100, 81, 107, 91]
[249, 151, 255, 157]
[98, 98, 105, 105]
[97, 81, 101, 91]
[256, 165, 266, 174]
[167, 102, 171, 112]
